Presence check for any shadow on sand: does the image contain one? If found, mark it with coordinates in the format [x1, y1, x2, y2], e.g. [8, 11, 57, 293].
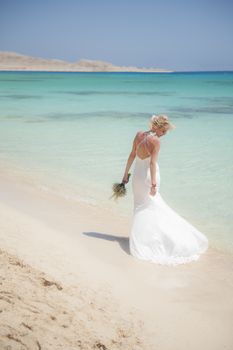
[82, 231, 130, 255]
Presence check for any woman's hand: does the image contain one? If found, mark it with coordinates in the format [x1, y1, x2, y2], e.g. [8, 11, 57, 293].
[150, 186, 157, 196]
[122, 175, 129, 184]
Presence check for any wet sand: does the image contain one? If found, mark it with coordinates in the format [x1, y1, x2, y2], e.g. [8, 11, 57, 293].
[0, 169, 233, 349]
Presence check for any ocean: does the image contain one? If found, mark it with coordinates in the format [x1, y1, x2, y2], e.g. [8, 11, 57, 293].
[0, 71, 233, 253]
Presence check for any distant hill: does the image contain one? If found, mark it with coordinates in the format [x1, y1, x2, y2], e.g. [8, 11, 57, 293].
[0, 51, 173, 73]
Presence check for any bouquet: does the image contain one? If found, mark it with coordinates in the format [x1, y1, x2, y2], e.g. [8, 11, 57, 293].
[109, 173, 131, 201]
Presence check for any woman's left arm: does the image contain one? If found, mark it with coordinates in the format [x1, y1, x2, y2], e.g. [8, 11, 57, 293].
[121, 132, 140, 183]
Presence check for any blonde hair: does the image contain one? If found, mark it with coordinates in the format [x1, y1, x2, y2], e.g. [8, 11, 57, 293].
[150, 114, 175, 131]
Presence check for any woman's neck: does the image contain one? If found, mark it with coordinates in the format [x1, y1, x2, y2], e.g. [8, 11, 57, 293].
[147, 129, 157, 135]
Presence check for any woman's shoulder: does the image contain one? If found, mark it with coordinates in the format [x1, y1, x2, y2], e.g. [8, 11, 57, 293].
[136, 130, 145, 136]
[134, 130, 145, 141]
[135, 130, 160, 142]
[147, 133, 160, 146]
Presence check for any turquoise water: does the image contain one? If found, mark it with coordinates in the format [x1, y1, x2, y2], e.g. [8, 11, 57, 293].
[0, 71, 233, 253]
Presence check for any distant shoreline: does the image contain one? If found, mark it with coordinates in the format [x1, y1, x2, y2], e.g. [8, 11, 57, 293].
[0, 69, 232, 74]
[0, 69, 173, 73]
[0, 51, 174, 73]
[1, 52, 232, 73]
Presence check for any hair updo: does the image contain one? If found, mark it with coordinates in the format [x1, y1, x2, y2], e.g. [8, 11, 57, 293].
[150, 114, 175, 131]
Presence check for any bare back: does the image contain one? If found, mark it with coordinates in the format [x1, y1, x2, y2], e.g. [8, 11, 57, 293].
[135, 131, 156, 160]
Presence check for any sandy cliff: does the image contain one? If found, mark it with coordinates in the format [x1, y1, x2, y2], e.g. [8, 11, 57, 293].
[0, 51, 173, 72]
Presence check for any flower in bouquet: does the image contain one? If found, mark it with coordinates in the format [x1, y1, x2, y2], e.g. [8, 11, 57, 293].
[109, 173, 131, 201]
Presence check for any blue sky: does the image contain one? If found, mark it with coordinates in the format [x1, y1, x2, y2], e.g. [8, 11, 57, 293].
[0, 0, 232, 71]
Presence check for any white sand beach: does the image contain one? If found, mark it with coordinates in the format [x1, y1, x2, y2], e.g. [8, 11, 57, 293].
[0, 168, 233, 350]
[1, 0, 233, 347]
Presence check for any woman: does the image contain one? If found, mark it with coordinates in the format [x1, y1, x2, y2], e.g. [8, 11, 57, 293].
[122, 114, 208, 266]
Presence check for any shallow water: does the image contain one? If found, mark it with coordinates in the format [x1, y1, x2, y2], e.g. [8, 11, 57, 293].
[0, 71, 233, 253]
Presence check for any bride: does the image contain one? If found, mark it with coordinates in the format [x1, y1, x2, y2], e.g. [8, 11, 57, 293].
[121, 114, 208, 266]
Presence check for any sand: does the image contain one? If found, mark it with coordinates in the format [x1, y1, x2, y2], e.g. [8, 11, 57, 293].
[0, 51, 173, 72]
[0, 168, 233, 350]
[0, 249, 146, 350]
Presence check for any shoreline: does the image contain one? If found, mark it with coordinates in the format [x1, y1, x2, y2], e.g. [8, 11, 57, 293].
[0, 156, 232, 256]
[0, 165, 233, 349]
[0, 68, 174, 73]
[0, 51, 173, 73]
[1, 69, 233, 73]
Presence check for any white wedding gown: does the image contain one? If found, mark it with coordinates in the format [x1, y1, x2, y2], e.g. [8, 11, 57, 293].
[129, 134, 208, 266]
